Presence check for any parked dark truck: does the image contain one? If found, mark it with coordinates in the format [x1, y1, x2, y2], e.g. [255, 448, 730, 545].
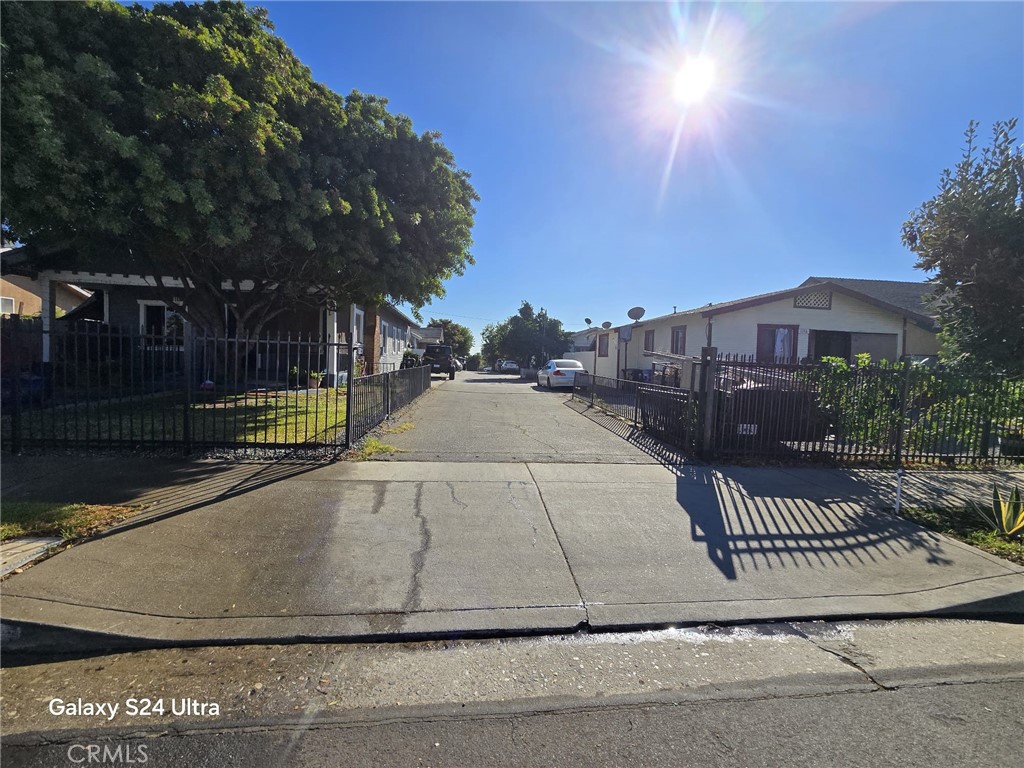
[422, 344, 457, 379]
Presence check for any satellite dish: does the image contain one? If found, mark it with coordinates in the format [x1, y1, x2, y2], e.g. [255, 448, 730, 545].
[584, 317, 592, 326]
[627, 306, 646, 321]
[601, 321, 612, 329]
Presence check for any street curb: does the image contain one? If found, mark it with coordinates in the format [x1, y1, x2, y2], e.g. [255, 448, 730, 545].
[4, 597, 1022, 663]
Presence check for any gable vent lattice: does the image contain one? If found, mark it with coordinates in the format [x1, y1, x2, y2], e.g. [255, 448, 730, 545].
[793, 290, 832, 310]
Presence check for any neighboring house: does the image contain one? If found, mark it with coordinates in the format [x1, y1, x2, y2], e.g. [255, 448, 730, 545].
[565, 327, 619, 379]
[605, 277, 940, 377]
[413, 327, 444, 347]
[1, 247, 92, 317]
[370, 304, 422, 372]
[0, 245, 422, 378]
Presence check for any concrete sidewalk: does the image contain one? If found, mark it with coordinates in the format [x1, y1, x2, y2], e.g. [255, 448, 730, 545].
[2, 452, 1022, 651]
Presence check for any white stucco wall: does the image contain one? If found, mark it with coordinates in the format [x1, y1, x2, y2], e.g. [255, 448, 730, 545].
[706, 292, 934, 360]
[620, 314, 706, 371]
[605, 291, 938, 372]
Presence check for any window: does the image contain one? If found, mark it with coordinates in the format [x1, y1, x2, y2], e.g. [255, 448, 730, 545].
[381, 321, 389, 353]
[756, 324, 799, 362]
[1, 297, 14, 316]
[598, 333, 609, 357]
[353, 309, 365, 348]
[670, 325, 687, 355]
[644, 329, 655, 352]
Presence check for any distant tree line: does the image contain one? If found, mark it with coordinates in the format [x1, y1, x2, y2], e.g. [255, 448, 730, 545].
[481, 302, 573, 368]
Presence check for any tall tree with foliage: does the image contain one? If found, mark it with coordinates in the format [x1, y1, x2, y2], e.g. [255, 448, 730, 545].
[481, 301, 573, 367]
[0, 1, 477, 337]
[427, 318, 473, 357]
[902, 120, 1024, 372]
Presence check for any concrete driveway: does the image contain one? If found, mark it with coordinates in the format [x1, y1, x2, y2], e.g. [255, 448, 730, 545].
[2, 372, 1022, 649]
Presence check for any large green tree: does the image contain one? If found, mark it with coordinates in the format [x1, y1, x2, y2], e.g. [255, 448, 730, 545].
[481, 301, 573, 368]
[0, 1, 477, 336]
[902, 120, 1024, 372]
[427, 318, 473, 358]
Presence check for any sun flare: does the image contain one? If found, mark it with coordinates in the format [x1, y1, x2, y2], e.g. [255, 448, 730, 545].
[672, 56, 716, 105]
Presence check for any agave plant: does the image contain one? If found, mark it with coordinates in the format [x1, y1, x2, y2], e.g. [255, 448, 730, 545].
[973, 485, 1024, 538]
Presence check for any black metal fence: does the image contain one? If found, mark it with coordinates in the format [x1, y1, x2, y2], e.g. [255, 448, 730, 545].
[573, 348, 1024, 467]
[712, 358, 1024, 465]
[348, 365, 431, 443]
[1, 320, 431, 453]
[574, 372, 703, 453]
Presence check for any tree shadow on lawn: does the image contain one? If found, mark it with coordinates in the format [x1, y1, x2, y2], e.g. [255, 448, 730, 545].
[564, 397, 957, 581]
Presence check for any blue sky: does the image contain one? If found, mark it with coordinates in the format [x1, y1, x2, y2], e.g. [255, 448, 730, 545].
[265, 1, 1023, 351]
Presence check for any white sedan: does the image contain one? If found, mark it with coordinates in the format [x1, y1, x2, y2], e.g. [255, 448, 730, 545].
[537, 359, 587, 388]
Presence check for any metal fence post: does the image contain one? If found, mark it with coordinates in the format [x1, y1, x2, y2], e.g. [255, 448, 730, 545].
[894, 362, 911, 466]
[699, 346, 718, 458]
[344, 306, 356, 448]
[9, 319, 22, 454]
[384, 370, 392, 418]
[182, 321, 193, 455]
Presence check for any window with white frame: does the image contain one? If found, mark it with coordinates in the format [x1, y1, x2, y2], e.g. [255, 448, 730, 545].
[353, 309, 365, 349]
[671, 325, 687, 355]
[1, 297, 14, 316]
[138, 300, 184, 344]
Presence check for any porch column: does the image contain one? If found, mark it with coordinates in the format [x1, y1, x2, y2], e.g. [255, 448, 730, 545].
[326, 308, 339, 386]
[40, 277, 56, 363]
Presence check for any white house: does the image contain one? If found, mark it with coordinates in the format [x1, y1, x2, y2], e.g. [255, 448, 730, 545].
[579, 277, 940, 379]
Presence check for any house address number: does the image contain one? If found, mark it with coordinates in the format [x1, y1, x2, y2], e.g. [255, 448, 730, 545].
[737, 424, 758, 436]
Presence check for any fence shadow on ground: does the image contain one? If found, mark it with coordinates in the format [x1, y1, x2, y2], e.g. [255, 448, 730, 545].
[674, 464, 955, 580]
[563, 398, 690, 465]
[564, 397, 958, 581]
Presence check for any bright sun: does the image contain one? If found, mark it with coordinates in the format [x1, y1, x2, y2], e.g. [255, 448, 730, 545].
[672, 56, 716, 105]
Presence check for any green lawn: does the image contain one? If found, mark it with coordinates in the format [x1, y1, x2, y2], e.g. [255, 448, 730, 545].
[898, 505, 1024, 565]
[3, 388, 349, 447]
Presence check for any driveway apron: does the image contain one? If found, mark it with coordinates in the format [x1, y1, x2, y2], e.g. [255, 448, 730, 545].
[2, 374, 1021, 648]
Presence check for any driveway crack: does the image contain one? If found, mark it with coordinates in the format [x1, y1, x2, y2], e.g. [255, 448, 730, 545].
[402, 482, 431, 613]
[446, 481, 469, 511]
[507, 481, 538, 547]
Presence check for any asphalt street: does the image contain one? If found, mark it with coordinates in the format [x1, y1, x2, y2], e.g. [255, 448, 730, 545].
[2, 620, 1021, 767]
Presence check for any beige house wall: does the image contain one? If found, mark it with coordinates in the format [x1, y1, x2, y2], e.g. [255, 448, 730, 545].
[1, 275, 89, 316]
[707, 292, 931, 360]
[621, 314, 705, 371]
[609, 291, 938, 371]
[567, 330, 620, 378]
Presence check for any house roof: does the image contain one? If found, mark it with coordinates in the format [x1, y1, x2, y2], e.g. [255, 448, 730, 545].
[380, 302, 420, 329]
[620, 276, 939, 332]
[414, 327, 444, 343]
[800, 276, 938, 318]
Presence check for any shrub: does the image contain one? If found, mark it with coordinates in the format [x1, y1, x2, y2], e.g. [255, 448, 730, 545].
[973, 484, 1024, 538]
